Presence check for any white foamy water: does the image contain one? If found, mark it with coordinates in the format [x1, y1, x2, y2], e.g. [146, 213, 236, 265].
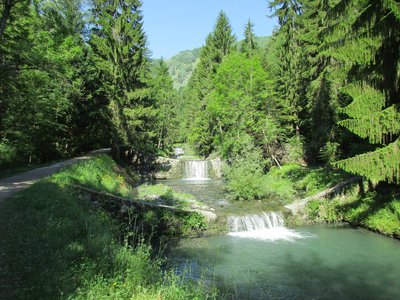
[228, 227, 309, 241]
[184, 160, 210, 180]
[227, 212, 312, 241]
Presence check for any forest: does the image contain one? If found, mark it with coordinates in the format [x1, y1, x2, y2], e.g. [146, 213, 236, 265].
[0, 0, 400, 299]
[1, 0, 399, 187]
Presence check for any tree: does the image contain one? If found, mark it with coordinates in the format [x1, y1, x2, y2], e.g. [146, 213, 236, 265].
[90, 0, 155, 162]
[184, 10, 236, 156]
[240, 19, 258, 57]
[329, 0, 400, 183]
[150, 59, 178, 149]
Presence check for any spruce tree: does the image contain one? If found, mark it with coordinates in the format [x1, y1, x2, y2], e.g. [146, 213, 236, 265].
[91, 0, 154, 162]
[240, 19, 258, 57]
[184, 10, 236, 156]
[329, 0, 400, 183]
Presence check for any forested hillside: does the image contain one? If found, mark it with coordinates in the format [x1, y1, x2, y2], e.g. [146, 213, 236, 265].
[165, 36, 271, 89]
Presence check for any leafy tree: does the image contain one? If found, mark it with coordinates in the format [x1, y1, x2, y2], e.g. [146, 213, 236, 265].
[0, 0, 93, 166]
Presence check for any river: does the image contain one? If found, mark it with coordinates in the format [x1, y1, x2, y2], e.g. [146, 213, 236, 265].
[155, 159, 400, 299]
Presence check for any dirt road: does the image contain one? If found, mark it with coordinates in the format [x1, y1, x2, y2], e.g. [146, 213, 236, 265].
[0, 149, 110, 202]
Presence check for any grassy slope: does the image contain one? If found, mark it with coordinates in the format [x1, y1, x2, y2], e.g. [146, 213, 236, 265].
[0, 155, 212, 299]
[268, 164, 400, 238]
[306, 189, 400, 238]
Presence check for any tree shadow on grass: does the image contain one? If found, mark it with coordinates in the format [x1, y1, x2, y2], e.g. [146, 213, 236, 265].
[0, 181, 118, 300]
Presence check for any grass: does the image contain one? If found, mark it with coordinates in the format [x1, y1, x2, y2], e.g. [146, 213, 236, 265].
[138, 184, 202, 208]
[306, 188, 400, 238]
[0, 155, 214, 299]
[268, 163, 350, 197]
[225, 159, 348, 203]
[52, 155, 137, 198]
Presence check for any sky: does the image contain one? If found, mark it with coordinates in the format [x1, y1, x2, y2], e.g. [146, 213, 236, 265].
[141, 1, 278, 59]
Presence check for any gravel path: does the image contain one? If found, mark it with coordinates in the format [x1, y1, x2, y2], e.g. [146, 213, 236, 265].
[0, 149, 110, 203]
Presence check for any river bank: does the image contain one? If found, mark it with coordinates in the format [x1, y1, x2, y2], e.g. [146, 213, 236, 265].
[0, 155, 216, 299]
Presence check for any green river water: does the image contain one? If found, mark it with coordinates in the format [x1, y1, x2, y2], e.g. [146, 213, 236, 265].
[156, 175, 400, 299]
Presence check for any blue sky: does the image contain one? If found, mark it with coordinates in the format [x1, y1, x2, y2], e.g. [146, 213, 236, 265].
[141, 1, 278, 59]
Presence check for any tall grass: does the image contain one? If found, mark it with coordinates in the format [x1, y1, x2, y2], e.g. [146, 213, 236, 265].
[0, 155, 213, 299]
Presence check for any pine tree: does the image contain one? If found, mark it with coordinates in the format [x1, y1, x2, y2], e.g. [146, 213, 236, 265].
[184, 10, 236, 156]
[240, 19, 258, 57]
[329, 0, 400, 183]
[90, 0, 154, 162]
[150, 59, 178, 149]
[268, 0, 305, 135]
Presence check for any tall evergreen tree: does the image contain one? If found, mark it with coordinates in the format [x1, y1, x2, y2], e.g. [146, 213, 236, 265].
[184, 10, 236, 156]
[90, 0, 155, 162]
[240, 19, 258, 57]
[329, 0, 400, 183]
[150, 59, 178, 149]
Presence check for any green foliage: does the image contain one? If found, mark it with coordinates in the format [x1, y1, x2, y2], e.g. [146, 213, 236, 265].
[306, 199, 342, 223]
[90, 0, 159, 163]
[224, 150, 296, 203]
[150, 59, 179, 149]
[0, 139, 17, 168]
[240, 20, 258, 57]
[182, 212, 207, 233]
[328, 0, 400, 183]
[0, 0, 111, 167]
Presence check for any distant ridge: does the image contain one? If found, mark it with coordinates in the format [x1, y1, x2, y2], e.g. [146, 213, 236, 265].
[165, 36, 271, 89]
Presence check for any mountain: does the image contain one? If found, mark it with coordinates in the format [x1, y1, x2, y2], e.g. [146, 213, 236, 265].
[165, 36, 271, 89]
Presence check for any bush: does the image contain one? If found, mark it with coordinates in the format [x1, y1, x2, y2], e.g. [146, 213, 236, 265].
[224, 149, 265, 200]
[225, 151, 295, 203]
[0, 139, 17, 168]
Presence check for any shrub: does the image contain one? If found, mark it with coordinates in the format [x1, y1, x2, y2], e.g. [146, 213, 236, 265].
[0, 139, 17, 168]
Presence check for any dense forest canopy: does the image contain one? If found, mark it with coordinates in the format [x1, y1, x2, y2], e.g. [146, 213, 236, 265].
[1, 0, 399, 186]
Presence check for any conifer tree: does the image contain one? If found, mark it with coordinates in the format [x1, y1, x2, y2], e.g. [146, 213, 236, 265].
[184, 10, 236, 156]
[268, 0, 305, 137]
[240, 19, 258, 57]
[329, 0, 400, 183]
[150, 59, 178, 149]
[91, 0, 155, 162]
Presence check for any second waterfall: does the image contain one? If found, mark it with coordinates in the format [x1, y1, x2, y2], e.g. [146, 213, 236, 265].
[184, 160, 210, 180]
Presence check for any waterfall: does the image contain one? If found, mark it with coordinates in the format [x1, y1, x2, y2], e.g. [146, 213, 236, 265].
[227, 211, 308, 241]
[184, 160, 210, 180]
[228, 212, 285, 232]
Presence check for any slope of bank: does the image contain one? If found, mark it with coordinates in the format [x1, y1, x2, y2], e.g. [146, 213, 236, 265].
[257, 164, 399, 238]
[0, 155, 213, 299]
[305, 188, 400, 239]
